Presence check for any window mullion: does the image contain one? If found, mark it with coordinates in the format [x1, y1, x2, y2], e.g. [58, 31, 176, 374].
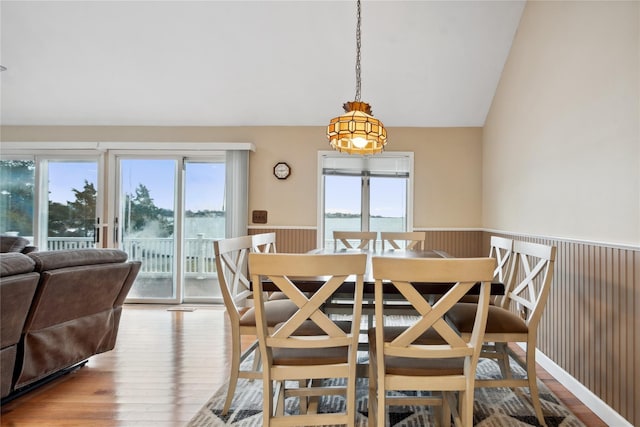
[362, 175, 370, 232]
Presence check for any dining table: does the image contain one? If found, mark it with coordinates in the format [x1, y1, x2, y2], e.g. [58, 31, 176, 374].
[257, 247, 505, 297]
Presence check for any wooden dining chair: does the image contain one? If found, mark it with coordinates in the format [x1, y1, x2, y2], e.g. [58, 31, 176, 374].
[368, 256, 495, 427]
[333, 230, 377, 251]
[380, 231, 426, 251]
[251, 232, 277, 254]
[459, 235, 513, 305]
[213, 236, 299, 415]
[250, 232, 288, 301]
[249, 252, 367, 427]
[446, 240, 557, 427]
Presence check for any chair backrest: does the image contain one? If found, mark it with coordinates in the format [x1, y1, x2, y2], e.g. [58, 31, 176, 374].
[213, 235, 253, 324]
[249, 252, 366, 355]
[372, 257, 495, 362]
[502, 240, 556, 325]
[251, 232, 277, 253]
[380, 231, 426, 251]
[333, 231, 377, 251]
[489, 236, 514, 307]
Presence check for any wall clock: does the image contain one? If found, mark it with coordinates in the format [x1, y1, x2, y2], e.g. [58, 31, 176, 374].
[273, 162, 291, 180]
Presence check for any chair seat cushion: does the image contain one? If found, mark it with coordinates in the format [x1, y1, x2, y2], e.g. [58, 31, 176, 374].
[368, 326, 464, 376]
[273, 346, 349, 366]
[239, 299, 299, 327]
[446, 303, 528, 334]
[271, 320, 353, 365]
[278, 319, 352, 335]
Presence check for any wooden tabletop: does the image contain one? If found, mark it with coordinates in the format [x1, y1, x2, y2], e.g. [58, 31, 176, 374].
[257, 248, 504, 296]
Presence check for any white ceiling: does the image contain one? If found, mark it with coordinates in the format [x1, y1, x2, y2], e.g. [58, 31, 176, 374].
[0, 0, 525, 128]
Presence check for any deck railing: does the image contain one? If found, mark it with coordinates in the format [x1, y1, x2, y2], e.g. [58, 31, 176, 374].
[46, 235, 218, 277]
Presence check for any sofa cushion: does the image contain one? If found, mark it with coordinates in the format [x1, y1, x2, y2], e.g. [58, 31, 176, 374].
[0, 253, 36, 277]
[29, 249, 128, 272]
[0, 236, 30, 253]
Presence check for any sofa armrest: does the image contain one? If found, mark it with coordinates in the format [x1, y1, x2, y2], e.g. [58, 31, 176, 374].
[28, 249, 127, 272]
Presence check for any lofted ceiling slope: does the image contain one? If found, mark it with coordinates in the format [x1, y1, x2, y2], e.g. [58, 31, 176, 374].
[0, 0, 526, 128]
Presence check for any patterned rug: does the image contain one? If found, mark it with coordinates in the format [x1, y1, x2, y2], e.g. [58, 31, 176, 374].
[187, 354, 586, 427]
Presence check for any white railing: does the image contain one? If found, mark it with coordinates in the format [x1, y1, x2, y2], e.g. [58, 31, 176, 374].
[47, 237, 95, 251]
[46, 235, 218, 277]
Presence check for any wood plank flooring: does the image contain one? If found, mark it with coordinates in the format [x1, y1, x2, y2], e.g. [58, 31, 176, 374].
[1, 305, 607, 426]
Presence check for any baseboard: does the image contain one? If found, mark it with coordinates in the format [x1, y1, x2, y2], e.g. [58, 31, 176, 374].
[517, 343, 632, 427]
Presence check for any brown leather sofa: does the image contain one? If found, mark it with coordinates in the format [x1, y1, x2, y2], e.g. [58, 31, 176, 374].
[0, 253, 39, 399]
[0, 235, 37, 254]
[0, 249, 140, 401]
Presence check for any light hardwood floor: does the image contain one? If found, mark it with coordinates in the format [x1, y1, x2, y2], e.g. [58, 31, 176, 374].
[1, 305, 606, 426]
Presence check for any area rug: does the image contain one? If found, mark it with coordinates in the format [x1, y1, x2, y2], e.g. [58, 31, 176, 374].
[187, 354, 586, 427]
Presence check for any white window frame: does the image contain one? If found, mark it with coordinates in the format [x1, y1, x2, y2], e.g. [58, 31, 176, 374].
[316, 151, 415, 249]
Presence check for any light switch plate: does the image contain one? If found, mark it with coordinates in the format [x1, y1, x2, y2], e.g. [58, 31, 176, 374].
[252, 210, 267, 224]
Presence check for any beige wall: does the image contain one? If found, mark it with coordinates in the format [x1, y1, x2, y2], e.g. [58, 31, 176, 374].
[483, 0, 640, 246]
[0, 125, 483, 229]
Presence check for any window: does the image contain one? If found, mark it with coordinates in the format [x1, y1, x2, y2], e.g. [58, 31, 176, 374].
[318, 152, 414, 250]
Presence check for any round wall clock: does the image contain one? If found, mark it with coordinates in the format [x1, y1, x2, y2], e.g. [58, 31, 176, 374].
[273, 162, 291, 180]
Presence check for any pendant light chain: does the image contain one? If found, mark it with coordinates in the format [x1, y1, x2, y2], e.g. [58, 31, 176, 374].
[355, 0, 362, 102]
[326, 0, 387, 155]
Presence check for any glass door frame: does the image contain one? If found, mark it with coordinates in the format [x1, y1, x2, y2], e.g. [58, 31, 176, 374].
[108, 149, 229, 304]
[36, 154, 105, 251]
[0, 150, 105, 251]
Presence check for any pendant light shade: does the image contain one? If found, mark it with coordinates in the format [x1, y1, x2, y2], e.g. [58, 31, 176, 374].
[327, 101, 387, 155]
[327, 0, 387, 156]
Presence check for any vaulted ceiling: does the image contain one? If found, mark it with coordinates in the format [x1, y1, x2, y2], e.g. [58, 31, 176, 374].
[0, 1, 526, 128]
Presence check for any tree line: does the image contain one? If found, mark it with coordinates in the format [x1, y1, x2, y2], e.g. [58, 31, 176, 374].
[0, 160, 196, 238]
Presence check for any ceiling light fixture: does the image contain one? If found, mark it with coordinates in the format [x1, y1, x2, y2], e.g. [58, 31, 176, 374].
[326, 0, 387, 155]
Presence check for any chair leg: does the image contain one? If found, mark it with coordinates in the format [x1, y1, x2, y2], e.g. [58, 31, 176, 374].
[275, 381, 285, 416]
[441, 392, 452, 427]
[461, 388, 474, 427]
[263, 375, 274, 426]
[222, 335, 242, 415]
[298, 379, 308, 414]
[251, 346, 262, 379]
[525, 343, 547, 427]
[377, 384, 387, 427]
[495, 342, 512, 380]
[368, 361, 376, 427]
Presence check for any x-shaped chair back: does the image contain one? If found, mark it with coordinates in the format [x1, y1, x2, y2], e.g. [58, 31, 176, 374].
[333, 231, 377, 251]
[214, 235, 253, 324]
[249, 253, 366, 352]
[489, 236, 514, 308]
[372, 257, 495, 359]
[380, 231, 426, 251]
[503, 240, 556, 326]
[251, 232, 277, 254]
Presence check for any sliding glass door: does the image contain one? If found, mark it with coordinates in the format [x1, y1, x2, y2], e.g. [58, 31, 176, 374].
[117, 158, 178, 301]
[2, 142, 251, 304]
[44, 160, 99, 250]
[0, 157, 100, 250]
[183, 160, 225, 300]
[115, 156, 227, 303]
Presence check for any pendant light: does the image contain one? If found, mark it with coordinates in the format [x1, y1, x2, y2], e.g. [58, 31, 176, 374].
[326, 0, 387, 155]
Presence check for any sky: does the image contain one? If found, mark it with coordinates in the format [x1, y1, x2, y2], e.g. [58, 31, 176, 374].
[49, 160, 405, 217]
[49, 160, 225, 212]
